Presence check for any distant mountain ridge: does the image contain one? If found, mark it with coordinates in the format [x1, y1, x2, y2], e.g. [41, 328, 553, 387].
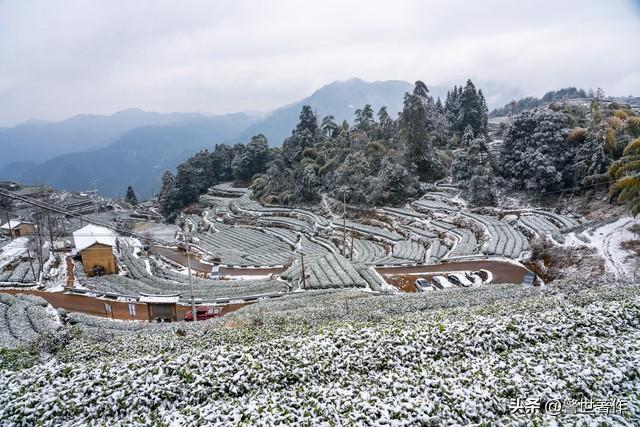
[0, 107, 211, 168]
[227, 78, 420, 145]
[2, 78, 421, 198]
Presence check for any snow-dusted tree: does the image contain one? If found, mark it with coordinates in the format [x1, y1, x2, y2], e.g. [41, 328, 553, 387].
[158, 171, 175, 214]
[457, 79, 486, 136]
[498, 109, 576, 192]
[468, 164, 497, 205]
[461, 125, 474, 147]
[413, 80, 430, 98]
[124, 186, 138, 205]
[232, 134, 270, 181]
[399, 83, 443, 181]
[377, 106, 395, 140]
[320, 115, 338, 138]
[282, 106, 319, 165]
[452, 135, 496, 204]
[354, 104, 375, 130]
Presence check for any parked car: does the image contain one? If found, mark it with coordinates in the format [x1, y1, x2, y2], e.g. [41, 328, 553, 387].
[477, 269, 494, 285]
[431, 275, 453, 289]
[415, 278, 432, 292]
[447, 273, 473, 287]
[466, 272, 484, 286]
[184, 306, 222, 321]
[521, 272, 538, 287]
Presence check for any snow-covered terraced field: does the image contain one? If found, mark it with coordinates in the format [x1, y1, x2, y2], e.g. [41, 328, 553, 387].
[257, 215, 314, 233]
[351, 238, 388, 264]
[281, 253, 369, 289]
[388, 239, 427, 263]
[428, 239, 449, 261]
[86, 273, 288, 302]
[333, 219, 404, 242]
[412, 199, 458, 212]
[232, 194, 332, 230]
[194, 227, 293, 266]
[400, 224, 438, 239]
[447, 227, 478, 257]
[86, 247, 289, 301]
[462, 212, 529, 258]
[0, 261, 39, 284]
[531, 210, 580, 231]
[1, 281, 637, 425]
[0, 293, 60, 349]
[519, 214, 564, 242]
[382, 206, 425, 219]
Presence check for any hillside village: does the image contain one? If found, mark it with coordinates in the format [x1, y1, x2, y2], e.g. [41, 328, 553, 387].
[1, 1, 640, 424]
[1, 89, 639, 425]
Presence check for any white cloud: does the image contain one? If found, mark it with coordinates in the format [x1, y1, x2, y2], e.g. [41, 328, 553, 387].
[0, 0, 638, 125]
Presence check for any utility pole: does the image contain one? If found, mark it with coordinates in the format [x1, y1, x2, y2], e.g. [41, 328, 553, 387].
[300, 253, 306, 290]
[185, 235, 197, 322]
[350, 231, 354, 260]
[342, 190, 347, 257]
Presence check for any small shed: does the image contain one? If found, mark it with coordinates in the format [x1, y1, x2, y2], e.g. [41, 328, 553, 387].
[1, 220, 35, 238]
[73, 224, 117, 276]
[140, 294, 180, 322]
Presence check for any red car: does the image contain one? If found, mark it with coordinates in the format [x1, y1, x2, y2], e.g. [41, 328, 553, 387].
[184, 306, 222, 321]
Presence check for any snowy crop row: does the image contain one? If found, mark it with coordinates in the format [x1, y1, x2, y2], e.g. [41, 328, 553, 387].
[194, 227, 293, 266]
[0, 280, 637, 425]
[0, 293, 61, 349]
[83, 246, 290, 302]
[0, 261, 39, 284]
[461, 212, 530, 258]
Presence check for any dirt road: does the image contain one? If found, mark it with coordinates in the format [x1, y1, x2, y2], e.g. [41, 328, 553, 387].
[150, 245, 214, 274]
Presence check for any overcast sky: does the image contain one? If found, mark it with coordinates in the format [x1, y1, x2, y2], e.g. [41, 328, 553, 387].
[0, 0, 638, 126]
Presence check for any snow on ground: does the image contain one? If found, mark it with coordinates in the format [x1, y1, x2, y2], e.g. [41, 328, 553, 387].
[0, 237, 28, 269]
[578, 217, 639, 280]
[134, 222, 180, 244]
[0, 280, 638, 425]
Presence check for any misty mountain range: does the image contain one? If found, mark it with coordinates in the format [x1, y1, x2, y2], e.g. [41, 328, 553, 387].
[0, 78, 455, 198]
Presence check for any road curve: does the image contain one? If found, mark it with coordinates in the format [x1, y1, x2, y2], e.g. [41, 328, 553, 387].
[375, 258, 532, 284]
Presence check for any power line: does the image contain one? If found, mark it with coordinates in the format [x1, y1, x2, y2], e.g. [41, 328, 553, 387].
[0, 188, 171, 246]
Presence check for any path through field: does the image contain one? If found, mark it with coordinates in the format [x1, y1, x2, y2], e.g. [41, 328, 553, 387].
[589, 217, 639, 280]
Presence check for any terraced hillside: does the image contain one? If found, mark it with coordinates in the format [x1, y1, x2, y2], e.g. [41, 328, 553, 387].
[0, 280, 637, 425]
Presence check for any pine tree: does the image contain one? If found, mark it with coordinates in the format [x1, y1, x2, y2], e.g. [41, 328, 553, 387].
[413, 80, 429, 98]
[321, 115, 338, 138]
[461, 125, 475, 147]
[377, 106, 395, 139]
[399, 83, 443, 180]
[354, 104, 375, 130]
[296, 105, 319, 135]
[124, 186, 138, 205]
[457, 79, 483, 136]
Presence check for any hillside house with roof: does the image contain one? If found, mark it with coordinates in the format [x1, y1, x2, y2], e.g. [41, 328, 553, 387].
[1, 220, 35, 239]
[73, 224, 117, 276]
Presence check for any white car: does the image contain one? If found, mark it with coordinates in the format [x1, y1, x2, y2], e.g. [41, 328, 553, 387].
[466, 272, 483, 286]
[414, 278, 432, 292]
[431, 275, 453, 289]
[447, 273, 474, 287]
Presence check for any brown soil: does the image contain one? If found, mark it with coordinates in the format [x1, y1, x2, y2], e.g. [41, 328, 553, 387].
[66, 256, 75, 287]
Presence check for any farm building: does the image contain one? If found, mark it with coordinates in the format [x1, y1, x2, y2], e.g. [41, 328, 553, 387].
[1, 220, 35, 238]
[140, 294, 180, 322]
[73, 224, 117, 276]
